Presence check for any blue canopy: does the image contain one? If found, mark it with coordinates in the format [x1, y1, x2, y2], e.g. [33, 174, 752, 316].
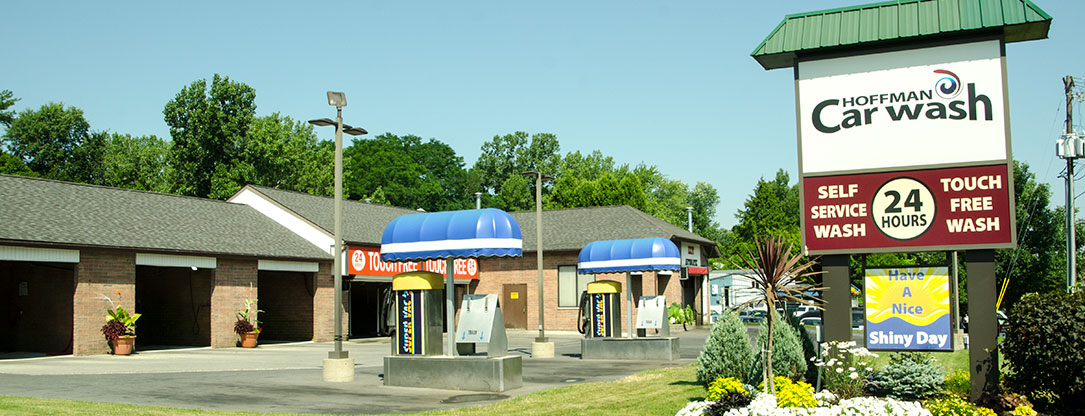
[380, 208, 523, 261]
[577, 237, 681, 274]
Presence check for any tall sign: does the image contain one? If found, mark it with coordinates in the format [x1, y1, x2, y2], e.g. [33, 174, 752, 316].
[797, 40, 1016, 255]
[865, 267, 952, 351]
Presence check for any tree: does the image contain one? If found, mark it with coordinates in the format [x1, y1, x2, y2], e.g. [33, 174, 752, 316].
[0, 90, 18, 126]
[736, 236, 821, 394]
[546, 173, 646, 211]
[471, 131, 561, 196]
[723, 170, 800, 265]
[2, 102, 100, 182]
[163, 74, 256, 198]
[343, 133, 470, 212]
[0, 149, 35, 176]
[996, 161, 1063, 311]
[236, 113, 333, 197]
[491, 174, 533, 212]
[99, 133, 172, 192]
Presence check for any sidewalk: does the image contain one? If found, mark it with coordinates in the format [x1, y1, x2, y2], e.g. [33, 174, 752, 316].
[0, 328, 709, 414]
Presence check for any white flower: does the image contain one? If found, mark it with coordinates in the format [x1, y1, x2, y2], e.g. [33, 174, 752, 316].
[835, 367, 843, 373]
[849, 372, 859, 379]
[848, 367, 855, 372]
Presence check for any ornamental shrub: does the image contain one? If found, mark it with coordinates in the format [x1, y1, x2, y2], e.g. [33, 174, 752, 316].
[781, 308, 819, 384]
[100, 320, 126, 341]
[924, 394, 996, 416]
[703, 392, 753, 416]
[233, 318, 255, 335]
[1002, 290, 1085, 412]
[943, 370, 969, 398]
[746, 311, 807, 386]
[868, 352, 944, 400]
[705, 376, 750, 401]
[697, 310, 754, 386]
[758, 376, 816, 408]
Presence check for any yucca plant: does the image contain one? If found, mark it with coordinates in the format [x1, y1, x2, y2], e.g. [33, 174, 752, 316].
[735, 235, 822, 395]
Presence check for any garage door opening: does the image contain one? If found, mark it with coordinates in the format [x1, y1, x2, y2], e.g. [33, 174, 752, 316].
[0, 261, 74, 355]
[349, 281, 393, 338]
[135, 266, 211, 348]
[258, 270, 314, 341]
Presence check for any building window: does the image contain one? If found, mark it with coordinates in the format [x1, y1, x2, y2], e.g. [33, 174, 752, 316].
[558, 265, 594, 307]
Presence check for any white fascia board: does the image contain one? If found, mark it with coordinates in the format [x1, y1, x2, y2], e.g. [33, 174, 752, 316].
[0, 245, 80, 263]
[136, 253, 216, 269]
[230, 188, 335, 254]
[258, 259, 319, 273]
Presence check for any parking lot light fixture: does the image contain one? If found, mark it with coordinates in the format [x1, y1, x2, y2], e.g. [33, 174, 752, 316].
[521, 170, 553, 343]
[309, 91, 367, 363]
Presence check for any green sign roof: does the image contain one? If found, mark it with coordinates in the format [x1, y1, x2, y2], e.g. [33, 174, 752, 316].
[752, 0, 1052, 70]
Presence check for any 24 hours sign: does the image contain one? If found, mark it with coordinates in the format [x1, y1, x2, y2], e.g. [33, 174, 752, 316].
[802, 164, 1014, 254]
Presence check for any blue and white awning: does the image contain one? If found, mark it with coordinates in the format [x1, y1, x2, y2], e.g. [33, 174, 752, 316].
[380, 208, 522, 261]
[577, 237, 681, 274]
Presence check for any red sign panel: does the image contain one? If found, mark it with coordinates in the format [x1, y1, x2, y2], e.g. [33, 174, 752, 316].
[347, 245, 479, 279]
[802, 164, 1014, 254]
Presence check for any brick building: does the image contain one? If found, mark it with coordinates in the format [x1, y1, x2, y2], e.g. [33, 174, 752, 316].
[0, 175, 334, 356]
[231, 186, 720, 335]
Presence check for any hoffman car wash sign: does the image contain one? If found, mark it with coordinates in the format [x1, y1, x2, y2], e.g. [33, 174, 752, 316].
[865, 267, 952, 351]
[796, 40, 1015, 255]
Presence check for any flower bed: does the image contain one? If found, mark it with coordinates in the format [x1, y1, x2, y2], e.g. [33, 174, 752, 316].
[676, 393, 931, 416]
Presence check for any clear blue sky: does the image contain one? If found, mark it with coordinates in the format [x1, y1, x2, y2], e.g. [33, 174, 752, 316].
[3, 1, 1083, 228]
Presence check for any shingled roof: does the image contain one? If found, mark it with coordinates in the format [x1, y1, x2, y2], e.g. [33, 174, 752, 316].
[752, 0, 1052, 70]
[511, 205, 721, 256]
[242, 185, 418, 246]
[0, 175, 331, 260]
[243, 186, 720, 256]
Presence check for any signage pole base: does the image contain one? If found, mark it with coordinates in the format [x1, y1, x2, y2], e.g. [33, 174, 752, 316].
[822, 255, 852, 344]
[966, 250, 999, 403]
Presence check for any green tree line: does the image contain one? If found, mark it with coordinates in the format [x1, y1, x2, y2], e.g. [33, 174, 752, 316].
[0, 75, 724, 240]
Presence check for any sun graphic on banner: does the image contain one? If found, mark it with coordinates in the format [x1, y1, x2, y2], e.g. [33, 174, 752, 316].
[865, 267, 950, 327]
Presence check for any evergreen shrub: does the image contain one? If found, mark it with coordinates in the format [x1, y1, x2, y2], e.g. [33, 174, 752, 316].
[746, 311, 807, 386]
[696, 310, 754, 386]
[868, 352, 944, 400]
[1002, 289, 1085, 413]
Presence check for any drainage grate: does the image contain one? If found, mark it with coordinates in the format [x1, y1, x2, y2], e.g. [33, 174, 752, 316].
[441, 394, 508, 404]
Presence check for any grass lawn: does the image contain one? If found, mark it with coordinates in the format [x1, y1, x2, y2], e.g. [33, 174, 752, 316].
[0, 364, 706, 416]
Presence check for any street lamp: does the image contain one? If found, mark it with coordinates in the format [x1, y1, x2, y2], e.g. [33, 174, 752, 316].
[309, 91, 367, 381]
[522, 170, 554, 357]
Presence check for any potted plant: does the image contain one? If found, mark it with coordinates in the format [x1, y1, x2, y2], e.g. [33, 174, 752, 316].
[100, 291, 140, 355]
[234, 296, 263, 348]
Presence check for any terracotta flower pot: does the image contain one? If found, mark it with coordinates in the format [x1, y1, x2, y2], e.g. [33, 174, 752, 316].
[240, 331, 259, 348]
[112, 336, 136, 355]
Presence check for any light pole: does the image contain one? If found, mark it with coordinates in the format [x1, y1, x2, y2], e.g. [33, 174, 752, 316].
[522, 170, 554, 357]
[309, 91, 367, 380]
[475, 192, 483, 209]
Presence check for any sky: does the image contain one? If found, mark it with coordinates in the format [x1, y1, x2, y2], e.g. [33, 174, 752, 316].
[2, 1, 1083, 229]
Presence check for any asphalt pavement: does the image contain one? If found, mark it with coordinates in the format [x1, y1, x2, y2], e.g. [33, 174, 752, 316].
[0, 329, 710, 414]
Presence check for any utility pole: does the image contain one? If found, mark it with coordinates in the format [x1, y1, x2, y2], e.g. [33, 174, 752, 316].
[1059, 76, 1078, 293]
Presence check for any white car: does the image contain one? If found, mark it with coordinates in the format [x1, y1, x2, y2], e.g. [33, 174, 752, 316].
[792, 305, 817, 317]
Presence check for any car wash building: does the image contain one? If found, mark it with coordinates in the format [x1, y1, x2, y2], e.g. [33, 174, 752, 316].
[0, 175, 335, 356]
[231, 186, 719, 334]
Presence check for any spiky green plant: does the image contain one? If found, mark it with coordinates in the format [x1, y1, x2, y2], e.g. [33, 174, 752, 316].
[734, 235, 822, 394]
